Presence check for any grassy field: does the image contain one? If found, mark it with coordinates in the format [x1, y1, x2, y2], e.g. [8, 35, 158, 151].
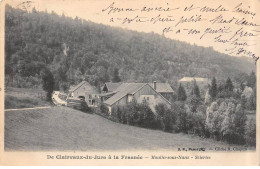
[5, 106, 254, 151]
[4, 87, 51, 109]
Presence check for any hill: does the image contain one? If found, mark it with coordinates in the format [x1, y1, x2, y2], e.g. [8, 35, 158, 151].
[5, 106, 253, 151]
[4, 5, 255, 91]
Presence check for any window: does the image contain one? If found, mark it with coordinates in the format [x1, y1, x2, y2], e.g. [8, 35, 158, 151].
[128, 95, 133, 103]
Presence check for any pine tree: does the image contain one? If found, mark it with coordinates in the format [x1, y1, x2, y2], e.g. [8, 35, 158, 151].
[191, 80, 200, 99]
[209, 77, 217, 99]
[112, 68, 121, 82]
[177, 84, 187, 101]
[225, 77, 234, 92]
[41, 68, 55, 101]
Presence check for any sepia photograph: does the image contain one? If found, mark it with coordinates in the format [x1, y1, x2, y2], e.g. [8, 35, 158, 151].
[0, 0, 259, 166]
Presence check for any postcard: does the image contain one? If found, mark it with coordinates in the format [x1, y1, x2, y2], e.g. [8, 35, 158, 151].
[0, 0, 259, 166]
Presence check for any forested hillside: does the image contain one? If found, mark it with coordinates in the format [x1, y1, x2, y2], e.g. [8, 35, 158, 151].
[5, 5, 255, 91]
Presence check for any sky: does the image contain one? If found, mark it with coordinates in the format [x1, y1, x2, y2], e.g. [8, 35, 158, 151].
[4, 0, 260, 61]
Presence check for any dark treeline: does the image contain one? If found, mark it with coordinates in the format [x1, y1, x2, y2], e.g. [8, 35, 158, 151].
[5, 5, 255, 92]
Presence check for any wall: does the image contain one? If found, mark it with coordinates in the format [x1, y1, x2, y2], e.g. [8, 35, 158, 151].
[71, 82, 98, 106]
[160, 92, 174, 102]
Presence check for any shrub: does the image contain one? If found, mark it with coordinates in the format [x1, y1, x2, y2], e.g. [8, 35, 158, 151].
[245, 119, 256, 146]
[205, 102, 223, 140]
[188, 105, 207, 137]
[100, 103, 109, 116]
[112, 101, 158, 129]
[124, 100, 141, 125]
[172, 102, 189, 133]
[155, 103, 175, 132]
[80, 101, 91, 113]
[112, 106, 127, 124]
[186, 94, 201, 113]
[221, 103, 247, 144]
[139, 103, 157, 129]
[206, 99, 247, 144]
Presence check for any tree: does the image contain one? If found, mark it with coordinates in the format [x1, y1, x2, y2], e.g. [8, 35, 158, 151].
[100, 103, 109, 116]
[247, 71, 256, 88]
[205, 102, 223, 140]
[221, 103, 247, 144]
[187, 94, 201, 113]
[155, 103, 175, 132]
[241, 86, 255, 110]
[240, 82, 245, 92]
[247, 88, 256, 110]
[209, 77, 217, 99]
[205, 90, 212, 104]
[241, 86, 253, 100]
[41, 68, 55, 101]
[112, 68, 121, 82]
[192, 105, 207, 137]
[245, 119, 256, 146]
[206, 99, 247, 143]
[177, 84, 187, 101]
[172, 102, 189, 133]
[5, 5, 254, 91]
[191, 80, 201, 99]
[225, 77, 234, 92]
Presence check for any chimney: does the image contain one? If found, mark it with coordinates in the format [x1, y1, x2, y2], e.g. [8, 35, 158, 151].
[153, 81, 157, 90]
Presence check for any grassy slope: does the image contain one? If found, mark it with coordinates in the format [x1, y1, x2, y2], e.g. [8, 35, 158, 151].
[5, 106, 253, 151]
[4, 87, 51, 109]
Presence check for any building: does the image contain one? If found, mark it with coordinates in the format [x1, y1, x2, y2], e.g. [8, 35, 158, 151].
[179, 77, 209, 84]
[148, 82, 174, 101]
[101, 81, 174, 102]
[178, 77, 209, 97]
[68, 81, 98, 106]
[103, 83, 172, 113]
[102, 82, 122, 93]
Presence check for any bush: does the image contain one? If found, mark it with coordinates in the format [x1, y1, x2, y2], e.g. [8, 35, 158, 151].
[245, 119, 256, 146]
[185, 105, 207, 136]
[192, 105, 207, 137]
[206, 99, 247, 144]
[124, 101, 141, 125]
[172, 102, 189, 133]
[139, 103, 157, 129]
[100, 103, 109, 116]
[155, 103, 175, 132]
[111, 101, 158, 129]
[186, 95, 201, 113]
[80, 101, 91, 113]
[205, 102, 223, 140]
[111, 106, 127, 124]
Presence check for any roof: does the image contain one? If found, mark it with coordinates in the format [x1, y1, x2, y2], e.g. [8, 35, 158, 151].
[179, 77, 209, 83]
[104, 83, 171, 106]
[104, 83, 122, 92]
[99, 91, 117, 97]
[69, 81, 89, 92]
[104, 82, 174, 93]
[148, 83, 174, 93]
[104, 83, 145, 106]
